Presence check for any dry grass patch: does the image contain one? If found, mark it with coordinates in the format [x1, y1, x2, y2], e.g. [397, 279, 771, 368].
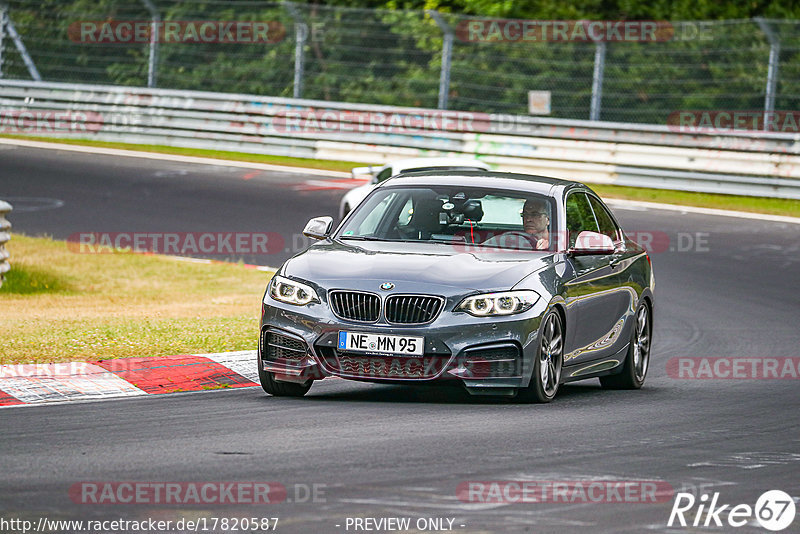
[1, 235, 273, 364]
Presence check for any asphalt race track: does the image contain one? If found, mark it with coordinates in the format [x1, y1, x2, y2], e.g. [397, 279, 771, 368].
[0, 144, 347, 267]
[2, 144, 799, 533]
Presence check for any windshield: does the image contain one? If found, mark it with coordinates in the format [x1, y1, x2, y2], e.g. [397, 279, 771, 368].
[337, 185, 557, 251]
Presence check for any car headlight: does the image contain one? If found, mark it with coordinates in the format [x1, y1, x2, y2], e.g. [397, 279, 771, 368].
[457, 290, 540, 317]
[266, 275, 320, 306]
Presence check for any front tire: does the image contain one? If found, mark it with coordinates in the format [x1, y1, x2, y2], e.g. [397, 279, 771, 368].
[258, 365, 312, 397]
[517, 310, 563, 403]
[600, 300, 651, 390]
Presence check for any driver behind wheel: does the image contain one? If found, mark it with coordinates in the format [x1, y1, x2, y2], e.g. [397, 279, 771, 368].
[520, 198, 550, 250]
[480, 197, 551, 251]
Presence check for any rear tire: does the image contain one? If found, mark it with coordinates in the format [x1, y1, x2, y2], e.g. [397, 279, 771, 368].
[517, 310, 563, 403]
[600, 300, 651, 390]
[258, 365, 312, 397]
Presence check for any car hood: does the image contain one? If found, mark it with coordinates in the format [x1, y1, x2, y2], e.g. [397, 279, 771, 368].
[282, 239, 556, 295]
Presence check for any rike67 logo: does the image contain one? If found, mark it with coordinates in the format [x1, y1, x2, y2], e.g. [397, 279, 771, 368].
[668, 490, 796, 531]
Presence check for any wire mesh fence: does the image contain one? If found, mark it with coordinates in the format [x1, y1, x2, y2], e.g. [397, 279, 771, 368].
[1, 0, 798, 126]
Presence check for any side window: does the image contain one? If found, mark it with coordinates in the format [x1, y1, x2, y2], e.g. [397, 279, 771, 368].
[588, 195, 621, 242]
[565, 192, 598, 247]
[375, 167, 393, 182]
[347, 191, 399, 235]
[397, 197, 414, 226]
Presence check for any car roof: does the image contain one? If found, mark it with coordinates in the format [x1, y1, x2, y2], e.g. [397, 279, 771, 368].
[390, 157, 491, 173]
[380, 170, 587, 196]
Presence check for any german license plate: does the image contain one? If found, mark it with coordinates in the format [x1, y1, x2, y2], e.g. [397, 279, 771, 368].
[338, 331, 424, 356]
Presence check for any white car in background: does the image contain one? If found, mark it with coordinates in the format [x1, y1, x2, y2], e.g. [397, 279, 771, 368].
[339, 157, 491, 219]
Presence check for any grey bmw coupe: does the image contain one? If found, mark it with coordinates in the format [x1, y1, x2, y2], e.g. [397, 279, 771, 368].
[259, 171, 654, 402]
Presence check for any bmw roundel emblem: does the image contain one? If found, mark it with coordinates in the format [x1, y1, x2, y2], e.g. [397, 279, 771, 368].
[380, 282, 395, 291]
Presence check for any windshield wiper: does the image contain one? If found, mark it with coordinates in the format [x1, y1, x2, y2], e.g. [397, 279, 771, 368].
[382, 238, 457, 245]
[338, 235, 464, 245]
[339, 235, 383, 241]
[340, 236, 457, 245]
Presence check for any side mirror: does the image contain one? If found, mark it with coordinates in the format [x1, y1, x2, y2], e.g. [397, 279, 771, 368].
[569, 231, 615, 255]
[303, 216, 333, 240]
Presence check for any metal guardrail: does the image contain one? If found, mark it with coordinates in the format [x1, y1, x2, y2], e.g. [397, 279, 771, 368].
[0, 200, 11, 288]
[1, 79, 800, 198]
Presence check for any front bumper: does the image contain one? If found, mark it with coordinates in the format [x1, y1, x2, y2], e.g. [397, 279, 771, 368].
[259, 296, 547, 395]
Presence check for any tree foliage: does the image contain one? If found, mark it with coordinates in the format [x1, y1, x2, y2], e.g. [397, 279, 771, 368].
[2, 0, 798, 123]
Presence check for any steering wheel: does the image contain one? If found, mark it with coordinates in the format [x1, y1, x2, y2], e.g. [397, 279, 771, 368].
[493, 231, 547, 250]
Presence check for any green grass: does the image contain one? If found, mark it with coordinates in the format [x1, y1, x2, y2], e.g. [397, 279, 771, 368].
[0, 134, 367, 173]
[0, 234, 273, 364]
[3, 134, 799, 217]
[2, 264, 74, 294]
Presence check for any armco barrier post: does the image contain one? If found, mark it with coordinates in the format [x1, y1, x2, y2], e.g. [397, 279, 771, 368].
[0, 200, 12, 288]
[428, 10, 453, 110]
[755, 18, 780, 132]
[590, 40, 606, 121]
[140, 0, 160, 88]
[285, 2, 307, 100]
[2, 5, 40, 81]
